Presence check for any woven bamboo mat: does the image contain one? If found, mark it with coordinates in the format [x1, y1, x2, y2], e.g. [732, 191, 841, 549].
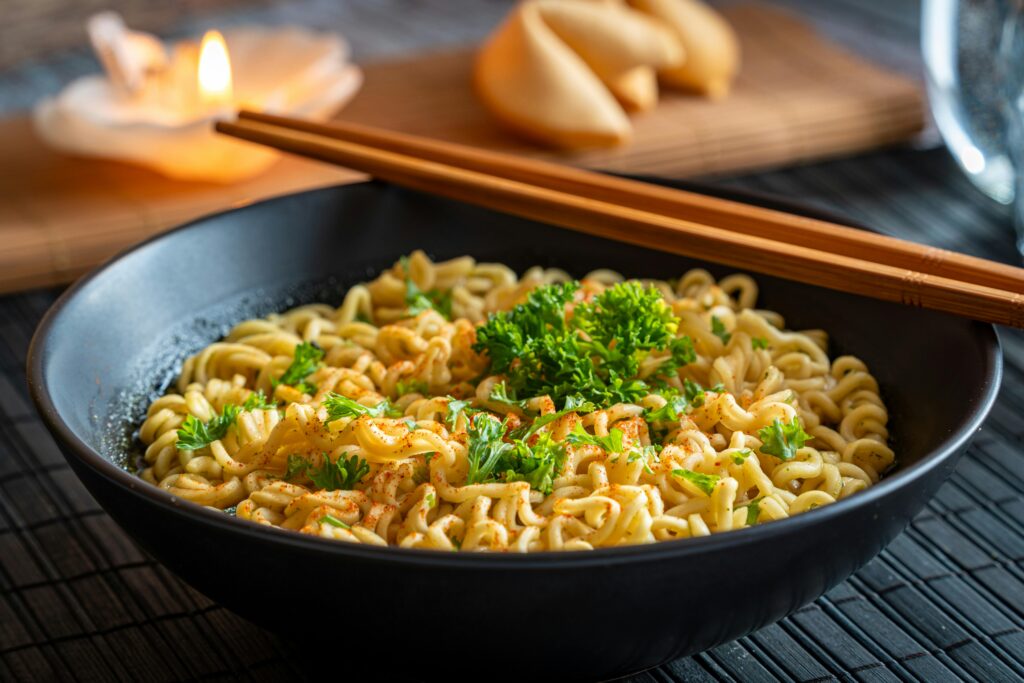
[2, 146, 1022, 682]
[0, 4, 923, 295]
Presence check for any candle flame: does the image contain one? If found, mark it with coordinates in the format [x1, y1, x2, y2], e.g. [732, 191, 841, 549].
[198, 30, 232, 106]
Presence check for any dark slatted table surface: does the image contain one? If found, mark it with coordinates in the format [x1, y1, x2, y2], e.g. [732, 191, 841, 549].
[1, 145, 1023, 682]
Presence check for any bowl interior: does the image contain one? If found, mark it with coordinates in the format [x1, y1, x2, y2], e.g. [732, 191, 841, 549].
[34, 180, 1000, 487]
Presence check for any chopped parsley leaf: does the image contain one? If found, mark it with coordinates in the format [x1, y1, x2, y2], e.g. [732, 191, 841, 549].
[741, 499, 761, 525]
[502, 432, 567, 494]
[176, 404, 240, 450]
[395, 378, 429, 396]
[627, 444, 661, 474]
[288, 452, 370, 491]
[445, 397, 475, 429]
[711, 316, 732, 345]
[730, 449, 754, 465]
[323, 393, 402, 422]
[242, 389, 276, 411]
[516, 394, 597, 441]
[489, 381, 526, 409]
[645, 378, 714, 422]
[465, 412, 568, 494]
[757, 416, 811, 461]
[672, 468, 720, 496]
[752, 337, 769, 350]
[565, 423, 624, 453]
[284, 453, 308, 480]
[465, 413, 514, 485]
[274, 341, 324, 394]
[645, 394, 689, 423]
[403, 261, 453, 319]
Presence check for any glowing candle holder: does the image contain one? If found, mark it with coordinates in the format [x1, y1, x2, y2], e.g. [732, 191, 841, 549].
[33, 14, 363, 183]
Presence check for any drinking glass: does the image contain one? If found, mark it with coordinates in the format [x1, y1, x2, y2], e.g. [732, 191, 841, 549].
[922, 0, 1024, 256]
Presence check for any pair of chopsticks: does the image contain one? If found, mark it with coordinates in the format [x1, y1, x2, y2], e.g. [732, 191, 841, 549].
[216, 111, 1024, 328]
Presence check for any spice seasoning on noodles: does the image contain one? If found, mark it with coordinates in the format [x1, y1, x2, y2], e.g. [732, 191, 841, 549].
[135, 251, 894, 551]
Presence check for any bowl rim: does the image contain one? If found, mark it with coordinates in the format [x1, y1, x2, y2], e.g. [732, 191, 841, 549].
[26, 179, 1005, 569]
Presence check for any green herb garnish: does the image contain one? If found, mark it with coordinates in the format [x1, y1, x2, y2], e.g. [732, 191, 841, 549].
[516, 394, 597, 441]
[752, 337, 769, 350]
[672, 468, 720, 496]
[488, 381, 526, 409]
[465, 413, 514, 485]
[284, 454, 308, 480]
[445, 397, 475, 430]
[322, 514, 350, 529]
[741, 499, 761, 526]
[403, 259, 453, 319]
[395, 378, 429, 396]
[275, 341, 324, 394]
[502, 432, 567, 494]
[711, 316, 732, 345]
[627, 444, 661, 474]
[757, 416, 811, 461]
[242, 389, 276, 411]
[287, 452, 370, 491]
[465, 411, 569, 494]
[730, 449, 754, 465]
[645, 394, 689, 423]
[645, 378, 715, 422]
[565, 423, 624, 453]
[473, 281, 695, 407]
[176, 404, 240, 450]
[323, 393, 402, 422]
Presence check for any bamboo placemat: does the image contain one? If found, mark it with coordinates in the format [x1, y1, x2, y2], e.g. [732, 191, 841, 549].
[1, 147, 1021, 681]
[0, 4, 924, 294]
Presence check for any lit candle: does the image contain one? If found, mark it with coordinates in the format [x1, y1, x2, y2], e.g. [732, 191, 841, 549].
[198, 30, 233, 111]
[33, 14, 363, 183]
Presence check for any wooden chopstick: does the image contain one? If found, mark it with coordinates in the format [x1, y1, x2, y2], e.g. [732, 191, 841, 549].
[215, 116, 1024, 328]
[237, 109, 1024, 296]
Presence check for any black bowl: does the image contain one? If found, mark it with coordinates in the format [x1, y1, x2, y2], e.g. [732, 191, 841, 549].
[27, 179, 1002, 681]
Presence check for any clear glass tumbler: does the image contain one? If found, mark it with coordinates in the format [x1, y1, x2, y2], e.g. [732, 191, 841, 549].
[997, 1, 1024, 254]
[921, 0, 1018, 205]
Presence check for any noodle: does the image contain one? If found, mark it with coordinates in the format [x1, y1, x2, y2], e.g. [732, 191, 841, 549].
[136, 251, 894, 552]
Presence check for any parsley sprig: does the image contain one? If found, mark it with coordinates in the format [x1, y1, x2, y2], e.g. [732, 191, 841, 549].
[395, 378, 429, 396]
[565, 423, 624, 453]
[275, 342, 324, 395]
[402, 259, 453, 319]
[757, 416, 812, 461]
[285, 452, 370, 491]
[445, 397, 475, 429]
[711, 316, 732, 345]
[473, 281, 695, 406]
[644, 379, 720, 423]
[176, 404, 240, 450]
[464, 412, 569, 494]
[242, 389, 276, 411]
[672, 468, 720, 496]
[323, 393, 403, 422]
[465, 413, 515, 485]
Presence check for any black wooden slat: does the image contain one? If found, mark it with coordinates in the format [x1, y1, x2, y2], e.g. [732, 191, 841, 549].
[707, 640, 789, 682]
[750, 623, 839, 681]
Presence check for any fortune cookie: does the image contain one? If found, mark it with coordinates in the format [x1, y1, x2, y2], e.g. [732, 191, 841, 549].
[628, 0, 740, 98]
[475, 0, 683, 148]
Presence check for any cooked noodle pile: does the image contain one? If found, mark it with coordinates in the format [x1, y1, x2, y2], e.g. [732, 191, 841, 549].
[137, 251, 894, 551]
